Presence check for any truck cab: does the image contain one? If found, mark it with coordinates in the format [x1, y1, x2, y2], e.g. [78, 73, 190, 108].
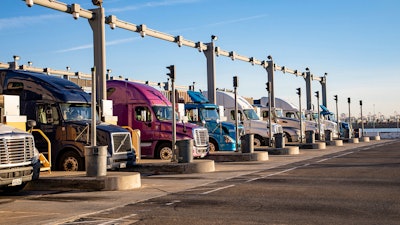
[319, 105, 341, 138]
[203, 90, 283, 147]
[107, 80, 209, 160]
[256, 105, 304, 143]
[184, 90, 244, 152]
[0, 70, 136, 171]
[259, 97, 326, 140]
[0, 95, 40, 192]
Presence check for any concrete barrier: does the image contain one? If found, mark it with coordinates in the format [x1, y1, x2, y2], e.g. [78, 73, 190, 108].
[255, 146, 299, 155]
[326, 140, 343, 146]
[360, 137, 370, 142]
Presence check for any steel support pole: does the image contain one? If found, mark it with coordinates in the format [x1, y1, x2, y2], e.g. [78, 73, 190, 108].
[321, 75, 327, 108]
[268, 85, 272, 146]
[335, 97, 340, 138]
[305, 70, 312, 110]
[360, 101, 364, 137]
[204, 39, 217, 105]
[298, 91, 303, 143]
[266, 60, 275, 108]
[234, 85, 239, 151]
[89, 7, 106, 121]
[171, 79, 177, 162]
[348, 98, 352, 139]
[91, 67, 97, 146]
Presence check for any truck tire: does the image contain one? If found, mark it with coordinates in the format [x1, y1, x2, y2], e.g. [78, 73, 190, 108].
[284, 132, 291, 143]
[157, 143, 173, 160]
[253, 136, 262, 147]
[58, 151, 84, 171]
[209, 139, 219, 152]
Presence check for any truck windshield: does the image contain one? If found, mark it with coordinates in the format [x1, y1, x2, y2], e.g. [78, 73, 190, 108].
[60, 103, 94, 121]
[275, 109, 284, 118]
[286, 111, 301, 120]
[153, 106, 173, 121]
[243, 109, 260, 120]
[200, 108, 219, 121]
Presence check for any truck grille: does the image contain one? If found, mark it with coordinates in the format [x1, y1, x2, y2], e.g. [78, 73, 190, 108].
[112, 133, 133, 154]
[0, 136, 34, 164]
[193, 128, 209, 147]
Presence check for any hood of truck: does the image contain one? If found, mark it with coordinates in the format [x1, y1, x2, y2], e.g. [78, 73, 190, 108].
[0, 124, 31, 136]
[305, 120, 326, 133]
[156, 120, 208, 140]
[244, 119, 282, 136]
[65, 120, 130, 133]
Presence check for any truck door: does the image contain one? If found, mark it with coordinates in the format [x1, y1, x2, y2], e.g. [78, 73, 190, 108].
[132, 105, 155, 157]
[34, 104, 59, 155]
[230, 110, 251, 133]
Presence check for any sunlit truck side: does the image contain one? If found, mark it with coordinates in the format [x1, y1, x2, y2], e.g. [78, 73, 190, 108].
[203, 90, 283, 147]
[183, 90, 244, 152]
[107, 80, 209, 160]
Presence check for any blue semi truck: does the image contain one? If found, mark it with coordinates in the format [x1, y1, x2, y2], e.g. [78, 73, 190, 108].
[183, 91, 244, 152]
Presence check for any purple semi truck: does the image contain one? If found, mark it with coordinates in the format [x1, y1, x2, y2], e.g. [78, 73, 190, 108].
[107, 80, 209, 160]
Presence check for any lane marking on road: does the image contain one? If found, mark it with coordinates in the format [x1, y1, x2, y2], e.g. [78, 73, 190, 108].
[316, 151, 354, 163]
[361, 146, 373, 150]
[166, 200, 181, 206]
[316, 158, 329, 163]
[333, 151, 353, 158]
[98, 213, 138, 225]
[201, 185, 235, 195]
[245, 164, 310, 183]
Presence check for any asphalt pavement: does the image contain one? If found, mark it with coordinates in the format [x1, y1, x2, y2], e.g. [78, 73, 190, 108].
[0, 139, 398, 225]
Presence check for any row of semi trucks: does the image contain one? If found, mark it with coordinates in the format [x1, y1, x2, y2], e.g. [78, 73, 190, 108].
[1, 67, 343, 192]
[108, 77, 342, 156]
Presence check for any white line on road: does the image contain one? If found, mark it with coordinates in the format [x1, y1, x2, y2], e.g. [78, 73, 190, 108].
[166, 200, 181, 206]
[334, 151, 353, 158]
[316, 151, 354, 163]
[316, 158, 329, 163]
[245, 164, 310, 183]
[99, 213, 138, 225]
[201, 185, 235, 195]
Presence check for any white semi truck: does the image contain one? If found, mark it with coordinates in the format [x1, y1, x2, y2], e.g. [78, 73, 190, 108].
[0, 95, 40, 192]
[253, 99, 304, 143]
[258, 97, 340, 139]
[202, 90, 283, 147]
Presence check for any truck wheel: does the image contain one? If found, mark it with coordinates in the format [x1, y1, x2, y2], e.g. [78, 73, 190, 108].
[253, 136, 262, 147]
[284, 132, 291, 143]
[157, 143, 173, 160]
[209, 139, 219, 152]
[58, 151, 84, 171]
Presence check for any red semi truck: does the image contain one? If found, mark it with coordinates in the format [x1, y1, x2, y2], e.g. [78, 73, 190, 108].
[107, 80, 209, 160]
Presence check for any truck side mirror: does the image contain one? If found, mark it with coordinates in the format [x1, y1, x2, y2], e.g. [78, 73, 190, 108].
[27, 120, 36, 128]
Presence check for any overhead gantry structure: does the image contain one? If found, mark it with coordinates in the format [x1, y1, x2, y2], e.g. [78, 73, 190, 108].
[22, 0, 329, 112]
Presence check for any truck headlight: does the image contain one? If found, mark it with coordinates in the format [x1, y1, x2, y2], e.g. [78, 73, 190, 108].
[224, 135, 235, 143]
[32, 148, 40, 164]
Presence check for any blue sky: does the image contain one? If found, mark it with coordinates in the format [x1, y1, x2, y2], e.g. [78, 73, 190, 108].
[1, 0, 399, 118]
